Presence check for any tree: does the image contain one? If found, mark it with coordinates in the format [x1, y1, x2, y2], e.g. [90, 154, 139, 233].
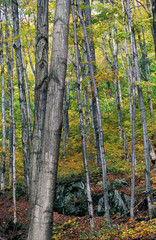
[71, 0, 94, 228]
[27, 0, 70, 239]
[12, 0, 30, 193]
[0, 8, 6, 191]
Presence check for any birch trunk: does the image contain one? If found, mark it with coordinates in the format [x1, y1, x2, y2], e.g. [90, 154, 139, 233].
[125, 0, 137, 219]
[77, 0, 111, 225]
[4, 5, 13, 186]
[0, 11, 6, 191]
[83, 0, 101, 166]
[72, 0, 94, 229]
[12, 0, 30, 193]
[126, 0, 153, 219]
[11, 42, 17, 224]
[27, 0, 70, 239]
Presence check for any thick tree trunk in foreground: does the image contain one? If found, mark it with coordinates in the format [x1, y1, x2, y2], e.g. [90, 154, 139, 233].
[12, 0, 30, 193]
[71, 0, 94, 228]
[27, 0, 70, 239]
[28, 0, 49, 218]
[0, 11, 6, 191]
[77, 0, 111, 225]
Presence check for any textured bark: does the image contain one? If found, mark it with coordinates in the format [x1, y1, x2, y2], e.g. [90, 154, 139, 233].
[0, 11, 6, 191]
[28, 0, 49, 219]
[77, 0, 111, 225]
[27, 0, 70, 239]
[72, 0, 94, 229]
[12, 0, 30, 193]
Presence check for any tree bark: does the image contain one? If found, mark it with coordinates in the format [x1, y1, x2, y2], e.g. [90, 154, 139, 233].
[27, 0, 70, 239]
[28, 0, 49, 218]
[12, 0, 30, 193]
[4, 4, 13, 187]
[71, 1, 94, 228]
[124, 0, 137, 219]
[0, 10, 6, 191]
[62, 78, 70, 160]
[77, 0, 111, 225]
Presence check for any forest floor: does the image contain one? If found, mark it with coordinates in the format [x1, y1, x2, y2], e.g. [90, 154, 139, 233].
[0, 168, 156, 240]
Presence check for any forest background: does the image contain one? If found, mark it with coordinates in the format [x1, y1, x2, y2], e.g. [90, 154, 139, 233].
[0, 0, 156, 239]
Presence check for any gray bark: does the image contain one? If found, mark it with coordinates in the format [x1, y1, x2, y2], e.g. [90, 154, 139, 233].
[77, 0, 111, 225]
[27, 0, 70, 239]
[83, 0, 101, 166]
[62, 78, 70, 160]
[71, 1, 94, 228]
[12, 0, 30, 193]
[22, 47, 33, 140]
[10, 41, 17, 224]
[0, 10, 6, 191]
[135, 2, 153, 117]
[126, 0, 153, 219]
[124, 0, 137, 219]
[4, 4, 13, 187]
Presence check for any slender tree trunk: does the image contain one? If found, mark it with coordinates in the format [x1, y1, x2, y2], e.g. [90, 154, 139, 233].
[135, 3, 153, 117]
[12, 0, 30, 193]
[126, 0, 153, 219]
[4, 5, 13, 186]
[22, 47, 32, 140]
[152, 0, 156, 58]
[71, 1, 94, 228]
[77, 0, 111, 225]
[27, 0, 70, 239]
[83, 0, 101, 166]
[84, 87, 91, 158]
[11, 42, 17, 224]
[25, 35, 35, 77]
[62, 78, 70, 160]
[0, 11, 6, 191]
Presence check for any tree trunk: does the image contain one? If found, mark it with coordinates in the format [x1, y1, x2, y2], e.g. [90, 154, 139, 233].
[0, 10, 6, 191]
[71, 1, 94, 228]
[27, 0, 70, 239]
[124, 0, 137, 219]
[4, 4, 13, 187]
[62, 78, 70, 160]
[83, 0, 101, 166]
[126, 0, 153, 219]
[11, 0, 30, 193]
[77, 0, 111, 225]
[152, 0, 156, 58]
[28, 0, 49, 217]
